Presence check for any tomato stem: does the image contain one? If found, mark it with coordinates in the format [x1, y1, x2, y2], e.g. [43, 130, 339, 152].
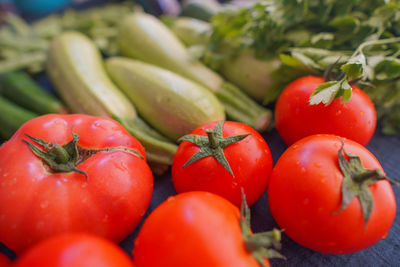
[240, 190, 286, 266]
[205, 129, 218, 149]
[335, 139, 399, 225]
[178, 121, 250, 177]
[23, 129, 144, 180]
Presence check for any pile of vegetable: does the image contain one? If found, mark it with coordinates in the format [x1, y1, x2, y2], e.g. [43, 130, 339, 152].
[0, 0, 399, 266]
[175, 0, 400, 135]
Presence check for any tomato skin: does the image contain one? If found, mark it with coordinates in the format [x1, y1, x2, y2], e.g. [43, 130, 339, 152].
[133, 191, 268, 267]
[13, 233, 134, 267]
[0, 253, 10, 267]
[0, 114, 153, 254]
[275, 76, 376, 146]
[267, 135, 396, 254]
[172, 121, 272, 207]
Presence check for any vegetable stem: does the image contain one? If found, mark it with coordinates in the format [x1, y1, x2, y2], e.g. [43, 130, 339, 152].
[351, 37, 400, 58]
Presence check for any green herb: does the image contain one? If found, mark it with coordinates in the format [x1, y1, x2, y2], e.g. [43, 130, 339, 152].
[206, 0, 400, 135]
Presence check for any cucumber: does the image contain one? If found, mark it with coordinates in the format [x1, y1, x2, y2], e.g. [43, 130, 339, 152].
[117, 12, 272, 131]
[0, 71, 67, 114]
[46, 31, 177, 165]
[0, 95, 37, 139]
[106, 57, 225, 141]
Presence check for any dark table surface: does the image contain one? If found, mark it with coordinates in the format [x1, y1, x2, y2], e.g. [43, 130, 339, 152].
[1, 0, 400, 266]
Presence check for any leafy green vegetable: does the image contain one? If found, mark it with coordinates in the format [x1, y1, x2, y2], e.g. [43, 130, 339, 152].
[206, 0, 400, 135]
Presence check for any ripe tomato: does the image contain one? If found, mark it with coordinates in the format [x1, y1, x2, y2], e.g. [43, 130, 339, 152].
[172, 121, 272, 207]
[0, 253, 10, 267]
[0, 114, 153, 254]
[13, 233, 134, 267]
[275, 76, 376, 146]
[268, 135, 396, 254]
[133, 191, 272, 267]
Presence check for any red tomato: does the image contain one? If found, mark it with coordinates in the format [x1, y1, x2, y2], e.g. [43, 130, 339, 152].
[133, 191, 269, 267]
[0, 253, 10, 267]
[268, 135, 396, 254]
[172, 121, 272, 207]
[0, 114, 153, 254]
[13, 233, 134, 267]
[275, 76, 376, 145]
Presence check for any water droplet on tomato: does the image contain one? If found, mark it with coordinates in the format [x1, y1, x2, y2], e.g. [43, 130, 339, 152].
[300, 167, 306, 173]
[81, 182, 88, 188]
[314, 163, 321, 168]
[40, 200, 49, 209]
[360, 111, 364, 115]
[102, 214, 109, 223]
[320, 179, 326, 183]
[335, 110, 342, 116]
[303, 198, 309, 205]
[115, 162, 128, 171]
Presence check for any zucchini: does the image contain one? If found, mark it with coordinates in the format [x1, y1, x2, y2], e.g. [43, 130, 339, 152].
[180, 0, 221, 21]
[117, 12, 272, 131]
[0, 71, 67, 114]
[167, 17, 282, 102]
[106, 57, 225, 141]
[46, 31, 177, 165]
[0, 95, 37, 139]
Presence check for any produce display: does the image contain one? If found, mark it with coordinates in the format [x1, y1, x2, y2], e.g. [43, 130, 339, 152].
[0, 0, 399, 266]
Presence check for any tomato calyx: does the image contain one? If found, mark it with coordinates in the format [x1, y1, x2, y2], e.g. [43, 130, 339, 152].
[178, 121, 250, 177]
[240, 191, 285, 266]
[23, 129, 144, 179]
[336, 141, 399, 224]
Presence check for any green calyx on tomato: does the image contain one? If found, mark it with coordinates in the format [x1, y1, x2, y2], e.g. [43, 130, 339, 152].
[240, 191, 285, 266]
[336, 140, 399, 224]
[178, 121, 250, 177]
[23, 129, 144, 179]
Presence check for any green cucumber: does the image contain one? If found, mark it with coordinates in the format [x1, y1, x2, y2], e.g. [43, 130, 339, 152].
[46, 31, 177, 165]
[0, 95, 37, 139]
[117, 12, 272, 131]
[106, 57, 225, 141]
[0, 71, 67, 114]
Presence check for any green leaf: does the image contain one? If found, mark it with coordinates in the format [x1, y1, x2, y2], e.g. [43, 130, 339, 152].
[340, 54, 366, 79]
[374, 58, 400, 80]
[309, 81, 341, 105]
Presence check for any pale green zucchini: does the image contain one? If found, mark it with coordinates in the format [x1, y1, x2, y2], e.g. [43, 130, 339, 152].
[117, 12, 272, 131]
[106, 57, 225, 141]
[46, 31, 177, 165]
[168, 17, 282, 103]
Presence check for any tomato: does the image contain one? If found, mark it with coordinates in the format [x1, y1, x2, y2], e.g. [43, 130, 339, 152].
[0, 253, 10, 267]
[275, 76, 376, 146]
[13, 233, 134, 267]
[0, 114, 153, 254]
[133, 191, 272, 267]
[267, 134, 396, 254]
[172, 121, 272, 207]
